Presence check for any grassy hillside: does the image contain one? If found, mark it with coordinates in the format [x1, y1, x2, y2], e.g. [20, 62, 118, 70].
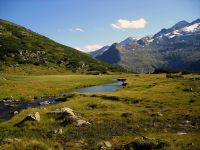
[0, 73, 199, 149]
[0, 19, 124, 74]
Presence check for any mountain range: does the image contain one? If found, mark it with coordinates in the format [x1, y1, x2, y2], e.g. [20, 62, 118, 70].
[90, 19, 200, 73]
[0, 19, 124, 73]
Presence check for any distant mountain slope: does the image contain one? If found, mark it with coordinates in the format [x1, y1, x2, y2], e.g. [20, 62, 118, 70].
[89, 45, 110, 57]
[92, 19, 200, 73]
[0, 19, 124, 73]
[96, 43, 121, 64]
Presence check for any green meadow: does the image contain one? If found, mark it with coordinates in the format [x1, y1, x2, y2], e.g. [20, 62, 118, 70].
[0, 73, 199, 149]
[0, 74, 118, 101]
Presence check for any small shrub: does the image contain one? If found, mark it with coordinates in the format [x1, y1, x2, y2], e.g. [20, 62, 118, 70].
[87, 103, 98, 109]
[116, 137, 169, 150]
[55, 93, 76, 101]
[101, 95, 120, 101]
[183, 87, 193, 92]
[86, 71, 101, 75]
[189, 99, 195, 103]
[153, 68, 180, 74]
[121, 112, 132, 118]
[181, 71, 191, 75]
[19, 97, 27, 101]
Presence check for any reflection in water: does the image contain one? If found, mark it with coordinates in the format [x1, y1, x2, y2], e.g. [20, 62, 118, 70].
[77, 81, 123, 93]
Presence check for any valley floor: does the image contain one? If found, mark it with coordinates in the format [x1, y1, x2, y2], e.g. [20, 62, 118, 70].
[0, 73, 200, 149]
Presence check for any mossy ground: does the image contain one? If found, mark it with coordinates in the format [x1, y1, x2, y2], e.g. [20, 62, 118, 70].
[0, 73, 199, 149]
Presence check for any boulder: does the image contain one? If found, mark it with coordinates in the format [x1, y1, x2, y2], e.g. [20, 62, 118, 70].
[75, 119, 91, 127]
[184, 87, 193, 92]
[28, 112, 40, 122]
[98, 141, 112, 150]
[183, 120, 192, 124]
[39, 101, 50, 106]
[177, 132, 187, 135]
[54, 128, 63, 134]
[49, 107, 75, 116]
[3, 138, 14, 144]
[15, 112, 40, 126]
[61, 107, 75, 116]
[49, 107, 90, 127]
[150, 112, 163, 117]
[3, 138, 22, 144]
[13, 111, 19, 115]
[74, 139, 88, 148]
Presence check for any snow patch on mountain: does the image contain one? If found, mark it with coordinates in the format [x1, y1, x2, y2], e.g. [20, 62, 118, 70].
[164, 30, 182, 38]
[147, 38, 154, 43]
[181, 23, 200, 32]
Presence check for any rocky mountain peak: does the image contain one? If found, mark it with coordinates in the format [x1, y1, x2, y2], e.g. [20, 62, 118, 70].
[120, 37, 137, 46]
[171, 20, 189, 30]
[92, 18, 200, 73]
[191, 18, 200, 24]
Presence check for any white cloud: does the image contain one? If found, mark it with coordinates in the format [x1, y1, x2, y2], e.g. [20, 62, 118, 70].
[75, 45, 102, 52]
[75, 28, 84, 32]
[84, 44, 102, 52]
[111, 18, 146, 30]
[69, 28, 84, 32]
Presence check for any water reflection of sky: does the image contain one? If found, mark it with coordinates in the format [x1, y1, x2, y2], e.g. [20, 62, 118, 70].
[77, 81, 123, 93]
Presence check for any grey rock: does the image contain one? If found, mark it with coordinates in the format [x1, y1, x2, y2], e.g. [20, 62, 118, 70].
[13, 111, 19, 115]
[3, 138, 13, 144]
[98, 141, 112, 150]
[177, 132, 187, 135]
[3, 138, 22, 144]
[54, 128, 62, 134]
[39, 101, 50, 105]
[15, 112, 40, 127]
[184, 87, 193, 92]
[183, 120, 191, 124]
[75, 119, 91, 127]
[49, 107, 90, 127]
[49, 107, 75, 116]
[150, 112, 163, 117]
[28, 112, 40, 122]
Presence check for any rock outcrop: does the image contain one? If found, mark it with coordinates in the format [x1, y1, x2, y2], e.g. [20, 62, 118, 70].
[15, 112, 40, 126]
[49, 107, 90, 127]
[98, 141, 112, 150]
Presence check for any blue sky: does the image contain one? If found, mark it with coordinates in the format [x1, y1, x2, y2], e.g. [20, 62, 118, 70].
[0, 0, 200, 52]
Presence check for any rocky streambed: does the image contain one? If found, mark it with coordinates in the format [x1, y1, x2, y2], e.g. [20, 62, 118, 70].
[0, 79, 124, 122]
[0, 95, 61, 122]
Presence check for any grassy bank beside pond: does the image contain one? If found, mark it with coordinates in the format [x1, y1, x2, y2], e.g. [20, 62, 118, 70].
[0, 74, 121, 101]
[0, 73, 199, 149]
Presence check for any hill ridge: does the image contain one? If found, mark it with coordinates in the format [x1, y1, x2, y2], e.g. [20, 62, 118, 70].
[0, 19, 124, 74]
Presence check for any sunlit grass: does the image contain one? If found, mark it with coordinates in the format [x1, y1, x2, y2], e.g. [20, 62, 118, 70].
[0, 74, 119, 101]
[0, 73, 199, 149]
